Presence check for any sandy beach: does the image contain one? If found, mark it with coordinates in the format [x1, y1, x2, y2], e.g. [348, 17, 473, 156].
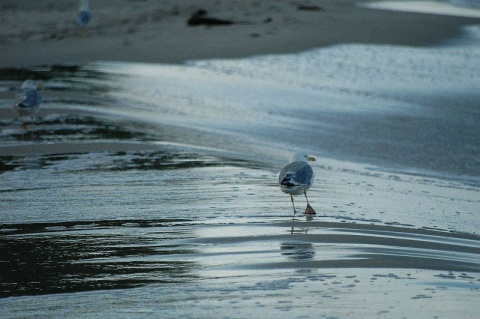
[1, 1, 480, 318]
[1, 0, 480, 68]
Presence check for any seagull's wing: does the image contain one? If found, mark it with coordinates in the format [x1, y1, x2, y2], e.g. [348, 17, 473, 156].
[17, 90, 42, 108]
[279, 161, 314, 188]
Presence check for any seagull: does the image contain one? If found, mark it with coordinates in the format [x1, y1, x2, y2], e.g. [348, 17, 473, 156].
[76, 0, 92, 27]
[279, 152, 316, 216]
[14, 80, 42, 124]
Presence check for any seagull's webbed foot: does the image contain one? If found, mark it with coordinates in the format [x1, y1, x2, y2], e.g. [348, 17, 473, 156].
[304, 203, 316, 215]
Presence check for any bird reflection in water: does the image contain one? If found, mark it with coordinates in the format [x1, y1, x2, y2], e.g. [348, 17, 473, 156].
[290, 213, 315, 234]
[280, 242, 315, 261]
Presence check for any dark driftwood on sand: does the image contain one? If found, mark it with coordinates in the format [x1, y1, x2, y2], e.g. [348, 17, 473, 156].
[297, 5, 323, 11]
[187, 9, 234, 26]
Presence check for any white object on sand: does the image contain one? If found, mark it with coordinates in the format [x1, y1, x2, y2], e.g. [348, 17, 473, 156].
[279, 152, 316, 215]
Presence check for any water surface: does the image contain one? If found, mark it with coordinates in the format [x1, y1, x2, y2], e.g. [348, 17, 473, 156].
[1, 34, 480, 318]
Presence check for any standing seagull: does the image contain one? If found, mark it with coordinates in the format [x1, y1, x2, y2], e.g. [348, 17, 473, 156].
[14, 80, 42, 125]
[76, 0, 92, 27]
[279, 152, 316, 216]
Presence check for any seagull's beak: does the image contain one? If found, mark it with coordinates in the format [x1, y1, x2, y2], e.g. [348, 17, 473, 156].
[308, 156, 316, 162]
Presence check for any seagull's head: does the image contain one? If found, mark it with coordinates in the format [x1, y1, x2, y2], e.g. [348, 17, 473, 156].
[290, 152, 316, 163]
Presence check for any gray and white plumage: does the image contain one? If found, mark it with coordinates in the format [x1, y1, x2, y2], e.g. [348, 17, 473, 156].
[14, 80, 42, 120]
[279, 152, 316, 215]
[279, 152, 315, 195]
[76, 0, 92, 27]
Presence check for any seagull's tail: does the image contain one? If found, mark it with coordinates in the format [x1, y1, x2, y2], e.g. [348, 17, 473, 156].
[280, 173, 297, 187]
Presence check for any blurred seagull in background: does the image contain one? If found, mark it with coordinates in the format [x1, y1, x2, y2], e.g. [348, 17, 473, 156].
[279, 152, 317, 216]
[76, 0, 92, 27]
[14, 80, 42, 126]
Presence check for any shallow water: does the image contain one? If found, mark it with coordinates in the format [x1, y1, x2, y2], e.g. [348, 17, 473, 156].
[1, 34, 480, 317]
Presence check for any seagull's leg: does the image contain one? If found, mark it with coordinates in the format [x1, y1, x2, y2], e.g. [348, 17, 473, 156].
[304, 190, 310, 205]
[304, 190, 316, 215]
[290, 195, 296, 232]
[20, 112, 28, 132]
[29, 115, 36, 140]
[290, 195, 297, 215]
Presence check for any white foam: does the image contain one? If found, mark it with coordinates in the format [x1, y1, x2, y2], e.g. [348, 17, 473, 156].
[362, 1, 480, 18]
[188, 42, 480, 111]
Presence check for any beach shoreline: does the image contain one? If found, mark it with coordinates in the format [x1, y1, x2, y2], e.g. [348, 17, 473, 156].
[2, 2, 480, 316]
[1, 0, 480, 68]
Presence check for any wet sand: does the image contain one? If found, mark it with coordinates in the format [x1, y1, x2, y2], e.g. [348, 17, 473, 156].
[2, 69, 480, 318]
